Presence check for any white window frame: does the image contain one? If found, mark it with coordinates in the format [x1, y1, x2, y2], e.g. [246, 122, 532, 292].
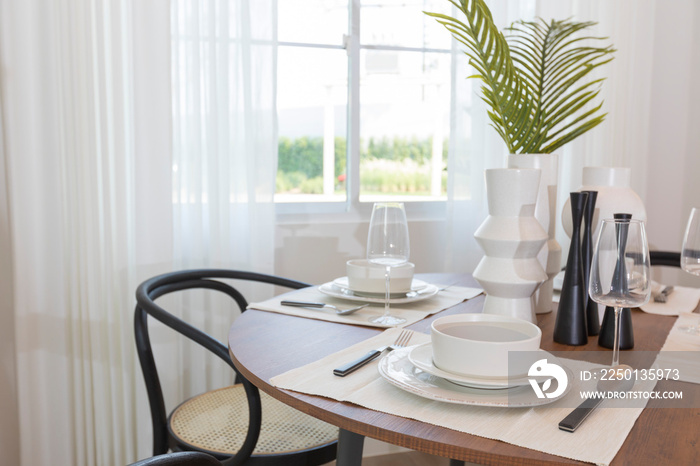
[275, 0, 452, 223]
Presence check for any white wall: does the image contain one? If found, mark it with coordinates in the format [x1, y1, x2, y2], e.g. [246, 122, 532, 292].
[644, 0, 700, 287]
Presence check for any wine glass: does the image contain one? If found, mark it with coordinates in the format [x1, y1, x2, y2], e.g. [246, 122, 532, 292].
[589, 218, 651, 367]
[366, 202, 410, 326]
[680, 207, 700, 334]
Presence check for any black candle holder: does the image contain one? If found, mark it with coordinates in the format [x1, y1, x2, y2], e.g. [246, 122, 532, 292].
[581, 190, 599, 336]
[599, 307, 635, 349]
[554, 192, 589, 346]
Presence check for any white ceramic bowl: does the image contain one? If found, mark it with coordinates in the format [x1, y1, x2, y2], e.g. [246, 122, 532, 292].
[346, 259, 415, 293]
[430, 314, 542, 378]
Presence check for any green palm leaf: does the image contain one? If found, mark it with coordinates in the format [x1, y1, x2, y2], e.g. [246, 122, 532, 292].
[509, 19, 615, 153]
[426, 3, 615, 154]
[425, 0, 537, 153]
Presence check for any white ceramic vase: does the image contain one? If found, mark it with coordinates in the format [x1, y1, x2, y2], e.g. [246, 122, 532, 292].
[562, 167, 647, 239]
[507, 154, 562, 314]
[473, 168, 548, 323]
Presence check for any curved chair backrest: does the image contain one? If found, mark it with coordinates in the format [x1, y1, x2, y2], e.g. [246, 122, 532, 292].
[134, 269, 310, 465]
[650, 251, 681, 268]
[128, 452, 221, 466]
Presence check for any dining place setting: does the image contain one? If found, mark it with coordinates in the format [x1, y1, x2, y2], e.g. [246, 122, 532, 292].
[232, 203, 700, 466]
[268, 317, 657, 466]
[247, 202, 482, 327]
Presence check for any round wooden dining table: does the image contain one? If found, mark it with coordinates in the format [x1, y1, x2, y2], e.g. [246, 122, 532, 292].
[228, 273, 699, 465]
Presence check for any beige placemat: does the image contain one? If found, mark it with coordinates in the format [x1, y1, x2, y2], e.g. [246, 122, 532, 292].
[247, 285, 482, 328]
[271, 329, 651, 466]
[640, 282, 700, 316]
[655, 313, 700, 384]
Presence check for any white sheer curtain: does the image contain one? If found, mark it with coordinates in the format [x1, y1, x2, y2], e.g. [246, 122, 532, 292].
[170, 0, 277, 273]
[534, 0, 659, 258]
[445, 0, 663, 271]
[0, 0, 173, 464]
[164, 0, 279, 422]
[1, 0, 277, 464]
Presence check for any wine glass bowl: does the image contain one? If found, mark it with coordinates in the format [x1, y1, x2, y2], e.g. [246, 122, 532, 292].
[681, 208, 700, 276]
[366, 202, 410, 326]
[680, 208, 700, 334]
[589, 218, 651, 367]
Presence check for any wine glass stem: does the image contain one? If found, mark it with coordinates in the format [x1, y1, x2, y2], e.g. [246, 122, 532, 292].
[612, 307, 621, 367]
[383, 265, 391, 317]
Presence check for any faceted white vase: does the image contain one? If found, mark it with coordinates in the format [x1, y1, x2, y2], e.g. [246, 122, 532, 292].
[508, 154, 562, 314]
[473, 168, 548, 323]
[562, 166, 647, 239]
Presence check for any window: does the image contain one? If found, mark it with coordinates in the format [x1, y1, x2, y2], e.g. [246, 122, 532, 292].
[275, 0, 455, 213]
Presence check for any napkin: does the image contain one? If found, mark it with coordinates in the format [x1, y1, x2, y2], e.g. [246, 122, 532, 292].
[640, 282, 700, 316]
[247, 284, 482, 328]
[656, 313, 700, 384]
[271, 329, 651, 466]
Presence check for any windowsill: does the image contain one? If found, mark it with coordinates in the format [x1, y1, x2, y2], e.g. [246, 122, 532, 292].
[275, 198, 448, 225]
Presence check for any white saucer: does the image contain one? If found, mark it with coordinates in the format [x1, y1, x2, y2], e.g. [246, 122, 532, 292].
[408, 343, 558, 389]
[378, 347, 573, 407]
[319, 280, 439, 304]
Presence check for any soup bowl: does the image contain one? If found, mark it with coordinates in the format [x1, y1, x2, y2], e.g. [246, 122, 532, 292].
[346, 259, 414, 294]
[430, 313, 542, 378]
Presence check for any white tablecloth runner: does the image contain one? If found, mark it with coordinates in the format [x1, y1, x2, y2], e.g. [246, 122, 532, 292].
[640, 282, 700, 316]
[656, 313, 700, 384]
[248, 284, 482, 328]
[271, 328, 651, 466]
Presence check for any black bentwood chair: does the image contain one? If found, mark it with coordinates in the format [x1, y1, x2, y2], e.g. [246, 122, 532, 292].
[649, 250, 681, 268]
[134, 270, 338, 466]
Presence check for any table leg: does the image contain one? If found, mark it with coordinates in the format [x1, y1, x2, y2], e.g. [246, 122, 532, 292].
[336, 428, 365, 466]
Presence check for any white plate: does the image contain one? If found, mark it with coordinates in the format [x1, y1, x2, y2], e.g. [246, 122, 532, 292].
[319, 280, 439, 304]
[378, 347, 572, 407]
[408, 343, 557, 389]
[333, 277, 427, 296]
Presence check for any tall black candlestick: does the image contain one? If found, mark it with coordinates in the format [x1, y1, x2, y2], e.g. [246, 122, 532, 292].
[582, 191, 600, 336]
[554, 192, 589, 346]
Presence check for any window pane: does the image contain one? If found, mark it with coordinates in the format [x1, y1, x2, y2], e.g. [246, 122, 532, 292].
[359, 50, 450, 202]
[276, 47, 348, 203]
[278, 0, 348, 45]
[361, 0, 452, 49]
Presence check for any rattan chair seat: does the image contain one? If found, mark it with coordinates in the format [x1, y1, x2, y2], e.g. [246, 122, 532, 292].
[169, 385, 339, 456]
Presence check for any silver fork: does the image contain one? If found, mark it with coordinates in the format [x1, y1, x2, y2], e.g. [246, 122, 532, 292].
[653, 286, 674, 303]
[333, 329, 413, 377]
